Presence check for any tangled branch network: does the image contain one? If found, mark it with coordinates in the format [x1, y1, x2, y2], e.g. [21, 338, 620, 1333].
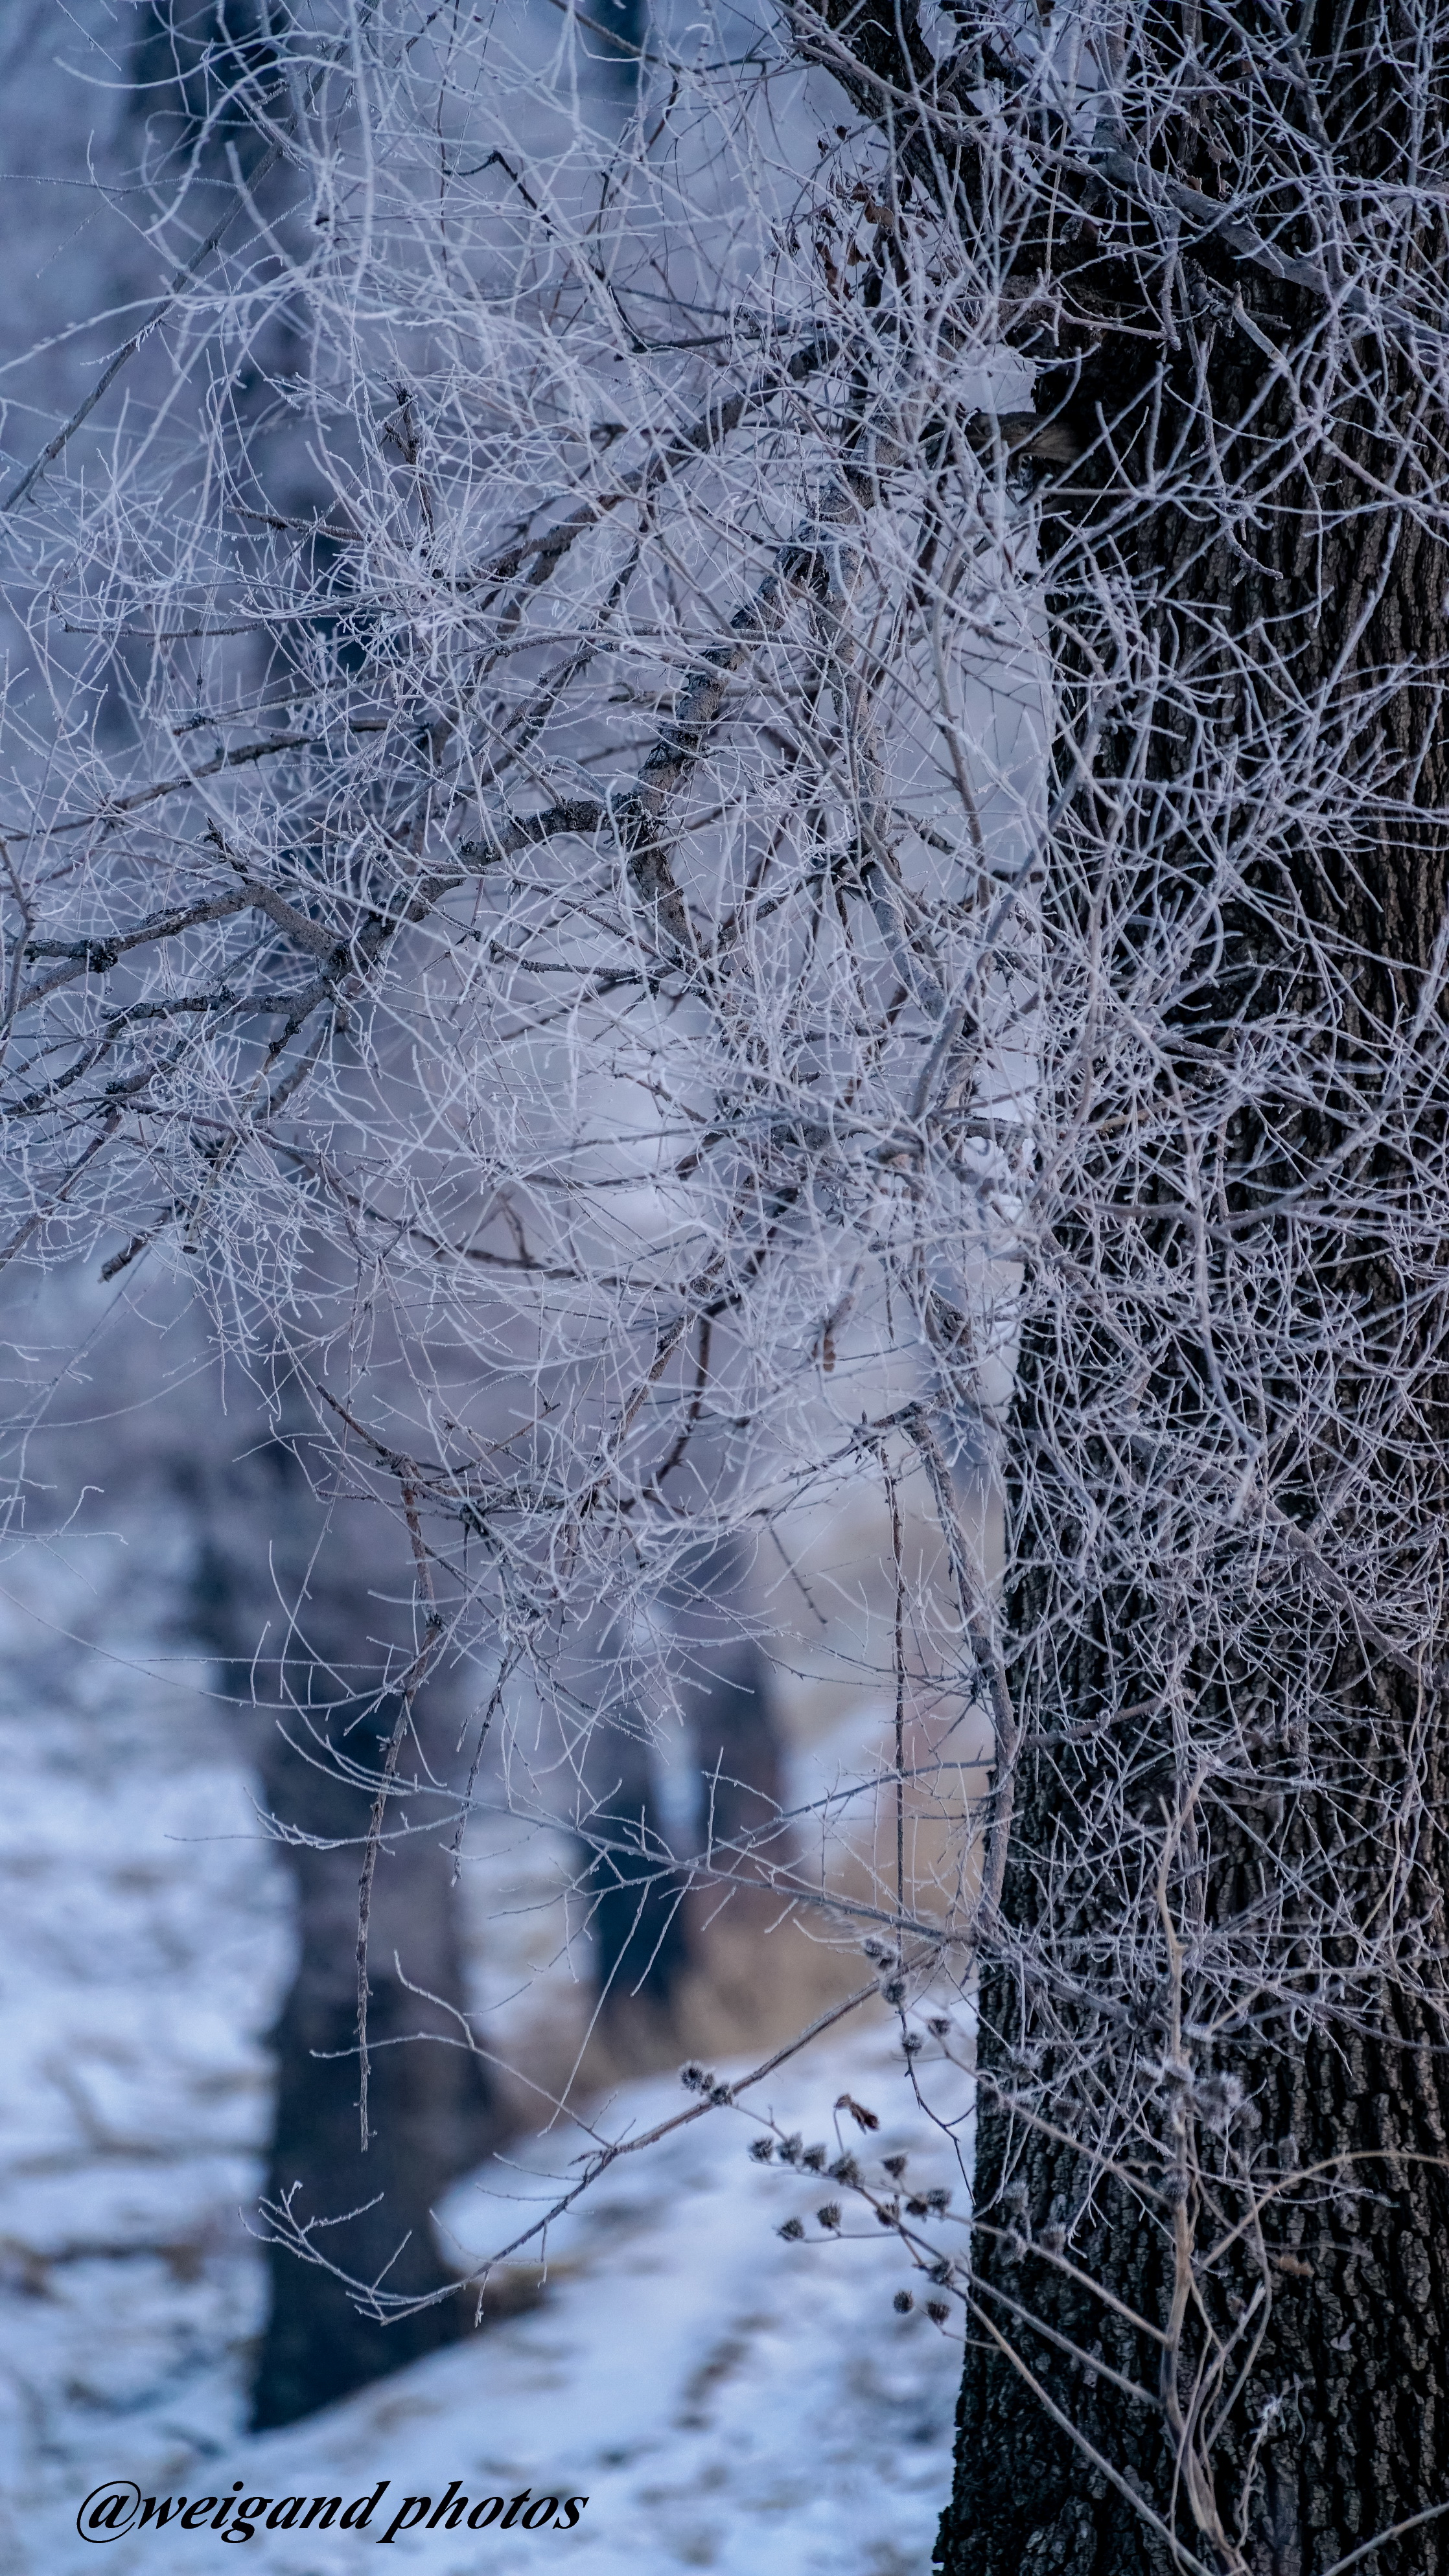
[1, 0, 1029, 1975]
[3, 0, 1449, 2548]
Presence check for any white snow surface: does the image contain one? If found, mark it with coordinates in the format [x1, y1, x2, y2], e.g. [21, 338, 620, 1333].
[69, 2021, 962, 2576]
[0, 1543, 968, 2576]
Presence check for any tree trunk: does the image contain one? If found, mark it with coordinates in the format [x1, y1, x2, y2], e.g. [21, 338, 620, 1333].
[923, 8, 1449, 2566]
[671, 1539, 794, 2020]
[249, 1680, 498, 2431]
[187, 1427, 502, 2429]
[581, 1539, 791, 2058]
[759, 0, 1449, 2562]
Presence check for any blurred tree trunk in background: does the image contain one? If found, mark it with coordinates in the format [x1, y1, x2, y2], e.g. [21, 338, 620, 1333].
[672, 1542, 794, 2025]
[187, 1429, 502, 2430]
[128, 7, 508, 2430]
[584, 1539, 792, 2060]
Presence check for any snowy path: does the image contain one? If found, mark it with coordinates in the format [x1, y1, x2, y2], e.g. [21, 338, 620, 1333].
[51, 2017, 964, 2576]
[0, 1559, 968, 2576]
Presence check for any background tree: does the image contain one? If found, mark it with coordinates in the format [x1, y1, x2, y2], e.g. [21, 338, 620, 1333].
[581, 1538, 792, 2063]
[5, 0, 1449, 2566]
[184, 1411, 505, 2428]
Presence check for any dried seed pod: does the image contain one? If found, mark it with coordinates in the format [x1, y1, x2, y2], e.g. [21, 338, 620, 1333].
[835, 2092, 880, 2131]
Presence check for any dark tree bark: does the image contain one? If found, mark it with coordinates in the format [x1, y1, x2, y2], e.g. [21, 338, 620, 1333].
[583, 1716, 695, 2036]
[186, 1429, 502, 2429]
[583, 1539, 791, 2052]
[671, 1542, 794, 2006]
[789, 0, 1449, 2564]
[938, 18, 1449, 2573]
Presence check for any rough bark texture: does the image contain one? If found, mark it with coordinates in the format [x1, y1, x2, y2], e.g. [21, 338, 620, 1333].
[949, 1724, 1449, 2576]
[929, 27, 1449, 2575]
[778, 0, 1449, 2562]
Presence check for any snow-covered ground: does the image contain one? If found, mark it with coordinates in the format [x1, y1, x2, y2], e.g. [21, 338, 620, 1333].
[43, 2021, 964, 2576]
[0, 1525, 969, 2576]
[0, 1525, 289, 2557]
